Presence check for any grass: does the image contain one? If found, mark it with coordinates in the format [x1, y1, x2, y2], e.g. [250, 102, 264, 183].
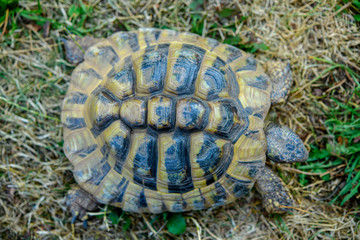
[0, 0, 360, 239]
[296, 58, 360, 207]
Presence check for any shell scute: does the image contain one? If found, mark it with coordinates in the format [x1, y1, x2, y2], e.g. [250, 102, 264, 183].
[134, 44, 169, 94]
[176, 98, 209, 131]
[148, 95, 176, 130]
[87, 88, 121, 137]
[164, 44, 206, 95]
[104, 56, 135, 99]
[120, 97, 147, 128]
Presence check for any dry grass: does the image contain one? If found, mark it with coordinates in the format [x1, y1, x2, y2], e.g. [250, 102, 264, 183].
[0, 0, 359, 239]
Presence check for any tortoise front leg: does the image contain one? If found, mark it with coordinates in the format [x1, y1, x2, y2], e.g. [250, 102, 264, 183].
[264, 61, 293, 104]
[255, 166, 294, 213]
[66, 187, 98, 226]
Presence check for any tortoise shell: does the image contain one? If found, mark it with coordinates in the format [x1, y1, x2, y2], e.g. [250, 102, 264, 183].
[61, 28, 271, 213]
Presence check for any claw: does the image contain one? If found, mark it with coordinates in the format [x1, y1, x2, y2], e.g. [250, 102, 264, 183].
[83, 219, 88, 229]
[66, 187, 98, 225]
[71, 213, 78, 224]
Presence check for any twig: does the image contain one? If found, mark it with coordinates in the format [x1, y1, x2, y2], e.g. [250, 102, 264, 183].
[0, 9, 9, 40]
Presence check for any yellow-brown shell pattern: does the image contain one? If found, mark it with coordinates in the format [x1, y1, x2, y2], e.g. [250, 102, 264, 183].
[61, 28, 271, 213]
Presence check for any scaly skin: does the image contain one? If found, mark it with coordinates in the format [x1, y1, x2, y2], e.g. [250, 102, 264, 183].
[61, 36, 103, 64]
[264, 61, 293, 104]
[255, 166, 294, 213]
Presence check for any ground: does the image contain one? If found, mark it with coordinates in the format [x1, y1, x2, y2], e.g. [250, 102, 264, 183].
[0, 0, 359, 239]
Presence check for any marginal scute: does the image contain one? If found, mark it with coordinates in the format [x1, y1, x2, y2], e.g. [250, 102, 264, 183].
[121, 183, 147, 212]
[63, 117, 86, 131]
[84, 42, 119, 74]
[183, 189, 206, 210]
[215, 44, 242, 63]
[148, 95, 175, 130]
[92, 170, 127, 204]
[70, 64, 102, 92]
[161, 192, 185, 212]
[110, 32, 140, 53]
[74, 150, 111, 186]
[120, 98, 147, 128]
[223, 174, 252, 198]
[139, 28, 162, 46]
[63, 91, 88, 105]
[63, 129, 95, 161]
[143, 189, 163, 213]
[176, 98, 208, 130]
[200, 180, 234, 208]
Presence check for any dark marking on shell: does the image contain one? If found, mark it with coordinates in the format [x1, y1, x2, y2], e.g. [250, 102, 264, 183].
[154, 30, 161, 40]
[235, 57, 258, 72]
[77, 144, 97, 158]
[247, 75, 269, 90]
[65, 92, 88, 104]
[177, 98, 209, 131]
[115, 180, 129, 203]
[138, 188, 148, 208]
[254, 113, 263, 119]
[169, 44, 206, 95]
[225, 45, 242, 63]
[225, 174, 251, 198]
[193, 189, 206, 210]
[132, 133, 158, 191]
[114, 56, 135, 82]
[109, 134, 130, 164]
[195, 134, 221, 176]
[65, 117, 86, 130]
[164, 132, 194, 193]
[212, 182, 228, 206]
[148, 95, 176, 131]
[85, 160, 111, 186]
[213, 99, 249, 143]
[139, 44, 169, 93]
[203, 58, 228, 100]
[214, 142, 233, 178]
[128, 32, 140, 52]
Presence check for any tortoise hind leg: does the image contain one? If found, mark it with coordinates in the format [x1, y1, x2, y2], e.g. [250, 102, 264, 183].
[264, 61, 293, 104]
[66, 187, 98, 226]
[255, 166, 294, 213]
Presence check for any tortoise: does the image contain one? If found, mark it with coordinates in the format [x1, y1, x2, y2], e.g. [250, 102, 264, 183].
[61, 28, 309, 223]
